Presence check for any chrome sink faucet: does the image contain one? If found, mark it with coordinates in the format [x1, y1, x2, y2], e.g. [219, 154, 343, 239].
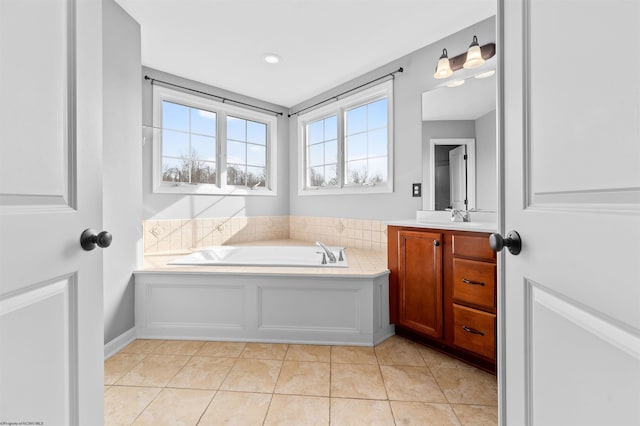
[315, 241, 337, 263]
[450, 208, 471, 222]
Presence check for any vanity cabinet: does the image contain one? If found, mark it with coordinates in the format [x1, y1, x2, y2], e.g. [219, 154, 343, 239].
[388, 226, 497, 372]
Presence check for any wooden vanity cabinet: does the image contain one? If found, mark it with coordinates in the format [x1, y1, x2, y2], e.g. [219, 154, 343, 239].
[388, 226, 497, 372]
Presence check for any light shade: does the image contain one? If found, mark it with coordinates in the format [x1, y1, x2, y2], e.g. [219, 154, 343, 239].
[434, 49, 453, 79]
[463, 36, 485, 69]
[264, 54, 280, 64]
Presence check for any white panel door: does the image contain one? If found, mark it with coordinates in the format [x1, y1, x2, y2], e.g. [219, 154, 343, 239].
[0, 0, 104, 424]
[501, 0, 640, 425]
[449, 145, 467, 210]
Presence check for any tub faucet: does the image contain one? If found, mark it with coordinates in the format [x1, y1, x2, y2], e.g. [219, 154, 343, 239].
[450, 208, 471, 222]
[315, 241, 337, 263]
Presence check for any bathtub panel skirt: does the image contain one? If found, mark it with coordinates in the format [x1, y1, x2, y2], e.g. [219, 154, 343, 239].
[133, 272, 393, 346]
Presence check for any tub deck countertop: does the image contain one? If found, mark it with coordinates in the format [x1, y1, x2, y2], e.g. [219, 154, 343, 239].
[137, 239, 389, 278]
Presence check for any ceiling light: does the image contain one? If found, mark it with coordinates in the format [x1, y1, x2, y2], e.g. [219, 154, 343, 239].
[433, 49, 453, 79]
[474, 70, 496, 79]
[463, 36, 485, 69]
[264, 54, 280, 64]
[446, 80, 465, 88]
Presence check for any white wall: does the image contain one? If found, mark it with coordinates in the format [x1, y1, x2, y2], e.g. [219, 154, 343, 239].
[102, 0, 142, 344]
[288, 17, 496, 221]
[141, 67, 290, 220]
[475, 109, 497, 211]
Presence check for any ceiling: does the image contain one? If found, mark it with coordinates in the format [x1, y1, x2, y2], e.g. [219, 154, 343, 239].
[115, 0, 496, 108]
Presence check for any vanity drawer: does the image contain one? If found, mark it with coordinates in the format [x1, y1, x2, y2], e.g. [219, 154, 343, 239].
[453, 304, 495, 360]
[452, 234, 495, 261]
[453, 258, 496, 310]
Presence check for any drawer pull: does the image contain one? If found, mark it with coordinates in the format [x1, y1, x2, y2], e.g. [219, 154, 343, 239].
[462, 325, 485, 336]
[462, 278, 485, 286]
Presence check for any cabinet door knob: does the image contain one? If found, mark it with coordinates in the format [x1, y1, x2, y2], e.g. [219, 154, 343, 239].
[489, 230, 521, 255]
[433, 240, 440, 247]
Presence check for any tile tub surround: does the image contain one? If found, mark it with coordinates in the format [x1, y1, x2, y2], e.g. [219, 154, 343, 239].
[142, 216, 388, 255]
[105, 335, 498, 425]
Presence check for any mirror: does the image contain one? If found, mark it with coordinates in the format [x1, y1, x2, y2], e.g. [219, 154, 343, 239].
[422, 71, 497, 211]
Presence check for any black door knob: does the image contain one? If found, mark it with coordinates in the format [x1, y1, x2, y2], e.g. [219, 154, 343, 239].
[80, 229, 113, 251]
[489, 231, 521, 255]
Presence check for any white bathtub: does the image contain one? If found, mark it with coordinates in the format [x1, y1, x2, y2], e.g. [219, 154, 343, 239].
[168, 245, 348, 267]
[134, 242, 393, 346]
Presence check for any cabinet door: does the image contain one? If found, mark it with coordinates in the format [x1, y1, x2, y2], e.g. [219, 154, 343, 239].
[398, 230, 443, 338]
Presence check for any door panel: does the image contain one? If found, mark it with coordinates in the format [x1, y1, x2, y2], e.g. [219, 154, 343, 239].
[0, 0, 103, 423]
[502, 0, 640, 424]
[449, 145, 467, 209]
[398, 230, 443, 338]
[527, 282, 639, 426]
[0, 276, 77, 424]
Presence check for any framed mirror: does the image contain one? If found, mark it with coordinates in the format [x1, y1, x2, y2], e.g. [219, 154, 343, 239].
[422, 70, 497, 212]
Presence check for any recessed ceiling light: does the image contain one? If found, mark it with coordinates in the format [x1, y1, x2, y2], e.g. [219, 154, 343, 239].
[475, 70, 496, 79]
[264, 54, 280, 64]
[446, 80, 465, 88]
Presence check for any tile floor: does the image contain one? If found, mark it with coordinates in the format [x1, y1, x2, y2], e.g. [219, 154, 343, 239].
[104, 336, 497, 425]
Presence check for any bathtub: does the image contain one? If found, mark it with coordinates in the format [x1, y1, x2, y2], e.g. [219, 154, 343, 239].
[168, 245, 348, 267]
[134, 240, 393, 346]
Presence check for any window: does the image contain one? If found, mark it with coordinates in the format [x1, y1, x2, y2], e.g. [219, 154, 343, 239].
[298, 81, 393, 195]
[153, 85, 277, 195]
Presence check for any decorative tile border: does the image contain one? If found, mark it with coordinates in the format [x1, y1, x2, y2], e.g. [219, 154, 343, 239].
[143, 216, 387, 255]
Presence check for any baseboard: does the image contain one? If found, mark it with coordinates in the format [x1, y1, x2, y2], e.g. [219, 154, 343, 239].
[104, 327, 136, 360]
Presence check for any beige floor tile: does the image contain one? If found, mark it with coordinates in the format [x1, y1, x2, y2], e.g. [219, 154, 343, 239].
[241, 342, 289, 360]
[375, 337, 425, 366]
[104, 353, 146, 385]
[275, 361, 330, 396]
[451, 404, 498, 426]
[390, 401, 461, 425]
[220, 358, 282, 393]
[331, 346, 377, 364]
[168, 356, 236, 390]
[104, 386, 161, 426]
[418, 346, 475, 369]
[380, 365, 447, 403]
[196, 341, 246, 358]
[199, 391, 272, 426]
[115, 354, 190, 387]
[330, 398, 395, 425]
[330, 363, 387, 400]
[286, 344, 331, 362]
[132, 388, 214, 425]
[152, 339, 205, 355]
[120, 339, 165, 354]
[264, 394, 329, 426]
[431, 367, 498, 405]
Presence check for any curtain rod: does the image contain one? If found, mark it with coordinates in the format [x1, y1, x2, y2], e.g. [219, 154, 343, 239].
[288, 67, 404, 118]
[144, 76, 284, 116]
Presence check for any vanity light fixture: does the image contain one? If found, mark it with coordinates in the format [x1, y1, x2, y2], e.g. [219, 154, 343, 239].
[474, 69, 496, 79]
[432, 40, 496, 80]
[463, 36, 485, 69]
[446, 80, 465, 88]
[434, 49, 453, 79]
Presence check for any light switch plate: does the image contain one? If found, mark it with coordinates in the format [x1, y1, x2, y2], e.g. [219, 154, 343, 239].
[412, 183, 422, 197]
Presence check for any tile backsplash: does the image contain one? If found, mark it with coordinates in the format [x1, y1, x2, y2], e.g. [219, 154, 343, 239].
[143, 216, 387, 255]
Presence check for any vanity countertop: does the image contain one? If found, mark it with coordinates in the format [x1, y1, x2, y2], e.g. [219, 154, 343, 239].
[385, 219, 497, 234]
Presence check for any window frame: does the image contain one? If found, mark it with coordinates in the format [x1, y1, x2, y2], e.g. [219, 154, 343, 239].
[152, 85, 278, 196]
[297, 80, 394, 196]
